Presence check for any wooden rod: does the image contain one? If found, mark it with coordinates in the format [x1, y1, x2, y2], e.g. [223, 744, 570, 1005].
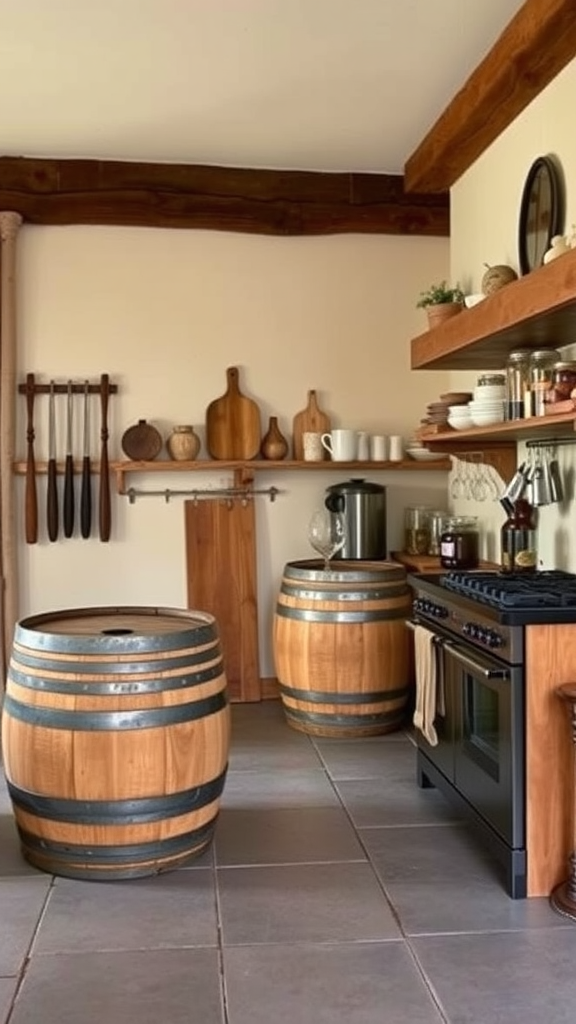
[0, 211, 24, 680]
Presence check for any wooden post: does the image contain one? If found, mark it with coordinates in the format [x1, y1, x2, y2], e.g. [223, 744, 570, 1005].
[0, 211, 23, 682]
[550, 682, 576, 921]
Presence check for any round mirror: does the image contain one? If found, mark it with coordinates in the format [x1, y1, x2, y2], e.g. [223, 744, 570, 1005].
[518, 156, 564, 274]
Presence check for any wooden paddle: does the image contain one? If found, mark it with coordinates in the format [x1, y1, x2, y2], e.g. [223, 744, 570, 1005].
[205, 367, 261, 460]
[292, 390, 331, 460]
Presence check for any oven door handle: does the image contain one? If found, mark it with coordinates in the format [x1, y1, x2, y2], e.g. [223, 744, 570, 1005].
[405, 619, 445, 646]
[443, 639, 509, 680]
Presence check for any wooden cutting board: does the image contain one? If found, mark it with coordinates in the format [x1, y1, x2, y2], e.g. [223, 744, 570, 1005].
[292, 390, 331, 460]
[205, 367, 261, 460]
[185, 497, 260, 702]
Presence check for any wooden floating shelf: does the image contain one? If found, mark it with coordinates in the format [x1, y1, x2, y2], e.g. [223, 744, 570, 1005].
[422, 412, 576, 446]
[107, 458, 452, 493]
[411, 248, 576, 371]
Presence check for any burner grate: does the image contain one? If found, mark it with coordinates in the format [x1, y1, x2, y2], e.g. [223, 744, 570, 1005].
[441, 571, 576, 610]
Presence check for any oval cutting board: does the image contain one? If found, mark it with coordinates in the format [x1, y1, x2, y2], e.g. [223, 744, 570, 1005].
[205, 367, 261, 460]
[292, 390, 331, 460]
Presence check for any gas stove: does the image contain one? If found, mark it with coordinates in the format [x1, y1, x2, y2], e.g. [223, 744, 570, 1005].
[409, 569, 576, 665]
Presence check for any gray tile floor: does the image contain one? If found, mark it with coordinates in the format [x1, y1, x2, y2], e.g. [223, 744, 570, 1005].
[2, 699, 576, 1023]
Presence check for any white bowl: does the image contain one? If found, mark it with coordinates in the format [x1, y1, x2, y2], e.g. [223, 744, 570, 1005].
[473, 386, 506, 399]
[447, 415, 473, 431]
[470, 411, 504, 427]
[405, 448, 445, 462]
[464, 294, 485, 308]
[468, 399, 504, 410]
[448, 404, 473, 416]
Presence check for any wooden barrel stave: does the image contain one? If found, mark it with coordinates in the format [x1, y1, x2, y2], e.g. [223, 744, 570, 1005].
[273, 560, 411, 738]
[1, 607, 230, 880]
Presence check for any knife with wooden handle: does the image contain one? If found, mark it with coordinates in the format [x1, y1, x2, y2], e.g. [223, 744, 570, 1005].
[24, 372, 38, 543]
[47, 380, 58, 542]
[99, 373, 111, 542]
[63, 380, 75, 538]
[80, 380, 92, 539]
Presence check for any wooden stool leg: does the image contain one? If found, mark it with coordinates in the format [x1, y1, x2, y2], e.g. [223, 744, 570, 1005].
[550, 683, 576, 921]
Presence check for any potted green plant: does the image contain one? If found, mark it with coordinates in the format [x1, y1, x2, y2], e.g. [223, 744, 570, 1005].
[417, 280, 465, 329]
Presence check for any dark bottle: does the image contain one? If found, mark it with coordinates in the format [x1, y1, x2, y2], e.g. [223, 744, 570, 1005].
[500, 499, 537, 573]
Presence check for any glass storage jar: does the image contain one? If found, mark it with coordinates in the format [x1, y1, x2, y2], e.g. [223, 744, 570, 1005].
[529, 349, 561, 416]
[440, 516, 480, 569]
[404, 507, 431, 556]
[551, 361, 576, 401]
[504, 349, 531, 420]
[427, 510, 447, 557]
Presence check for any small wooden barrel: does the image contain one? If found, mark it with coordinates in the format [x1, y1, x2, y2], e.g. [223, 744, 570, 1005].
[1, 606, 230, 880]
[273, 560, 411, 738]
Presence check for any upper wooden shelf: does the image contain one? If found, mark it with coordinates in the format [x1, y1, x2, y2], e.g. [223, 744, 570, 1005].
[411, 248, 576, 371]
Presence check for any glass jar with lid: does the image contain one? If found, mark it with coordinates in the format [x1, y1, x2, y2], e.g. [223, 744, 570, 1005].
[440, 516, 479, 569]
[551, 361, 576, 402]
[504, 349, 531, 421]
[404, 506, 431, 556]
[529, 349, 561, 416]
[477, 373, 506, 388]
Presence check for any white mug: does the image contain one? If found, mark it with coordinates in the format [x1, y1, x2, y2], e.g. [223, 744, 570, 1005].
[302, 431, 325, 462]
[389, 435, 404, 462]
[357, 431, 370, 461]
[370, 435, 387, 461]
[321, 429, 357, 461]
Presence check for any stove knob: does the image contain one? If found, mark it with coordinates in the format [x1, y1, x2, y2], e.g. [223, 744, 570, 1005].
[487, 630, 504, 649]
[434, 604, 449, 619]
[462, 622, 476, 638]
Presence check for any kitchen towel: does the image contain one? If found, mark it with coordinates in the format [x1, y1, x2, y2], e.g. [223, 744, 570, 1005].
[413, 624, 438, 746]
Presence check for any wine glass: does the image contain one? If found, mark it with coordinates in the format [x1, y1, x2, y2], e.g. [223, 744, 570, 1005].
[308, 508, 346, 570]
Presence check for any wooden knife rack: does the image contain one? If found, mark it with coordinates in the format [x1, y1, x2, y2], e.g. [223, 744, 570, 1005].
[17, 373, 118, 543]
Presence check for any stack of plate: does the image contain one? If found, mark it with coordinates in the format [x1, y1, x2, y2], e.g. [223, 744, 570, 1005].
[419, 391, 472, 429]
[468, 381, 506, 426]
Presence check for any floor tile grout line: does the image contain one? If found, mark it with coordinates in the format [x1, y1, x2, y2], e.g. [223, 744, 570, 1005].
[213, 855, 231, 1024]
[4, 872, 57, 1024]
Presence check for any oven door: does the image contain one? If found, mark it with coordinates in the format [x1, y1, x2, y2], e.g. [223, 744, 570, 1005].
[444, 640, 525, 848]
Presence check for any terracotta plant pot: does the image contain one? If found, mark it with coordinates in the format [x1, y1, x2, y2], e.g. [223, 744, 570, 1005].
[426, 302, 463, 329]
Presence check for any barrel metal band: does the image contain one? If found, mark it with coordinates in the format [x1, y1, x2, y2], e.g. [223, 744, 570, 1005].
[17, 817, 217, 863]
[8, 660, 224, 696]
[279, 584, 408, 601]
[11, 643, 223, 677]
[283, 706, 405, 727]
[275, 605, 403, 623]
[283, 564, 406, 583]
[14, 622, 219, 655]
[7, 767, 228, 824]
[3, 690, 228, 731]
[278, 682, 407, 704]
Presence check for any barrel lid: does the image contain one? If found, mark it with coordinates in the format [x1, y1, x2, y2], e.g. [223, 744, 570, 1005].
[13, 606, 218, 654]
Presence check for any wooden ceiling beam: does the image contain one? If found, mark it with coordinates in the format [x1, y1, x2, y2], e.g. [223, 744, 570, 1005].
[0, 157, 449, 236]
[404, 0, 576, 193]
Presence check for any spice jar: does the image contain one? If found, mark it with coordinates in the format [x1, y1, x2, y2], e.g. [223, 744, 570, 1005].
[440, 516, 479, 569]
[500, 499, 537, 573]
[504, 349, 531, 421]
[529, 349, 561, 416]
[404, 507, 431, 556]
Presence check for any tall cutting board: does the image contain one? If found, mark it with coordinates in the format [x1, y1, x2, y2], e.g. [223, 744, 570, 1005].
[185, 497, 260, 702]
[205, 367, 261, 460]
[292, 390, 331, 460]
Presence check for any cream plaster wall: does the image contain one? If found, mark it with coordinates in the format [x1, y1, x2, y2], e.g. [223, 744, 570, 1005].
[14, 226, 449, 675]
[449, 58, 576, 569]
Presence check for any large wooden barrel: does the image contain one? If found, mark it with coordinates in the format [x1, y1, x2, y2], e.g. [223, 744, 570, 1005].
[1, 606, 230, 880]
[273, 560, 411, 738]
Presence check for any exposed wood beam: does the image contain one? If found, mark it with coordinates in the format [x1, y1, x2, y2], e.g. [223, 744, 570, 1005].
[405, 0, 576, 193]
[0, 157, 449, 237]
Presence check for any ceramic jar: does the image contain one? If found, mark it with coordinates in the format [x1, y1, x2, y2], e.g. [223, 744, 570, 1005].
[166, 425, 200, 461]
